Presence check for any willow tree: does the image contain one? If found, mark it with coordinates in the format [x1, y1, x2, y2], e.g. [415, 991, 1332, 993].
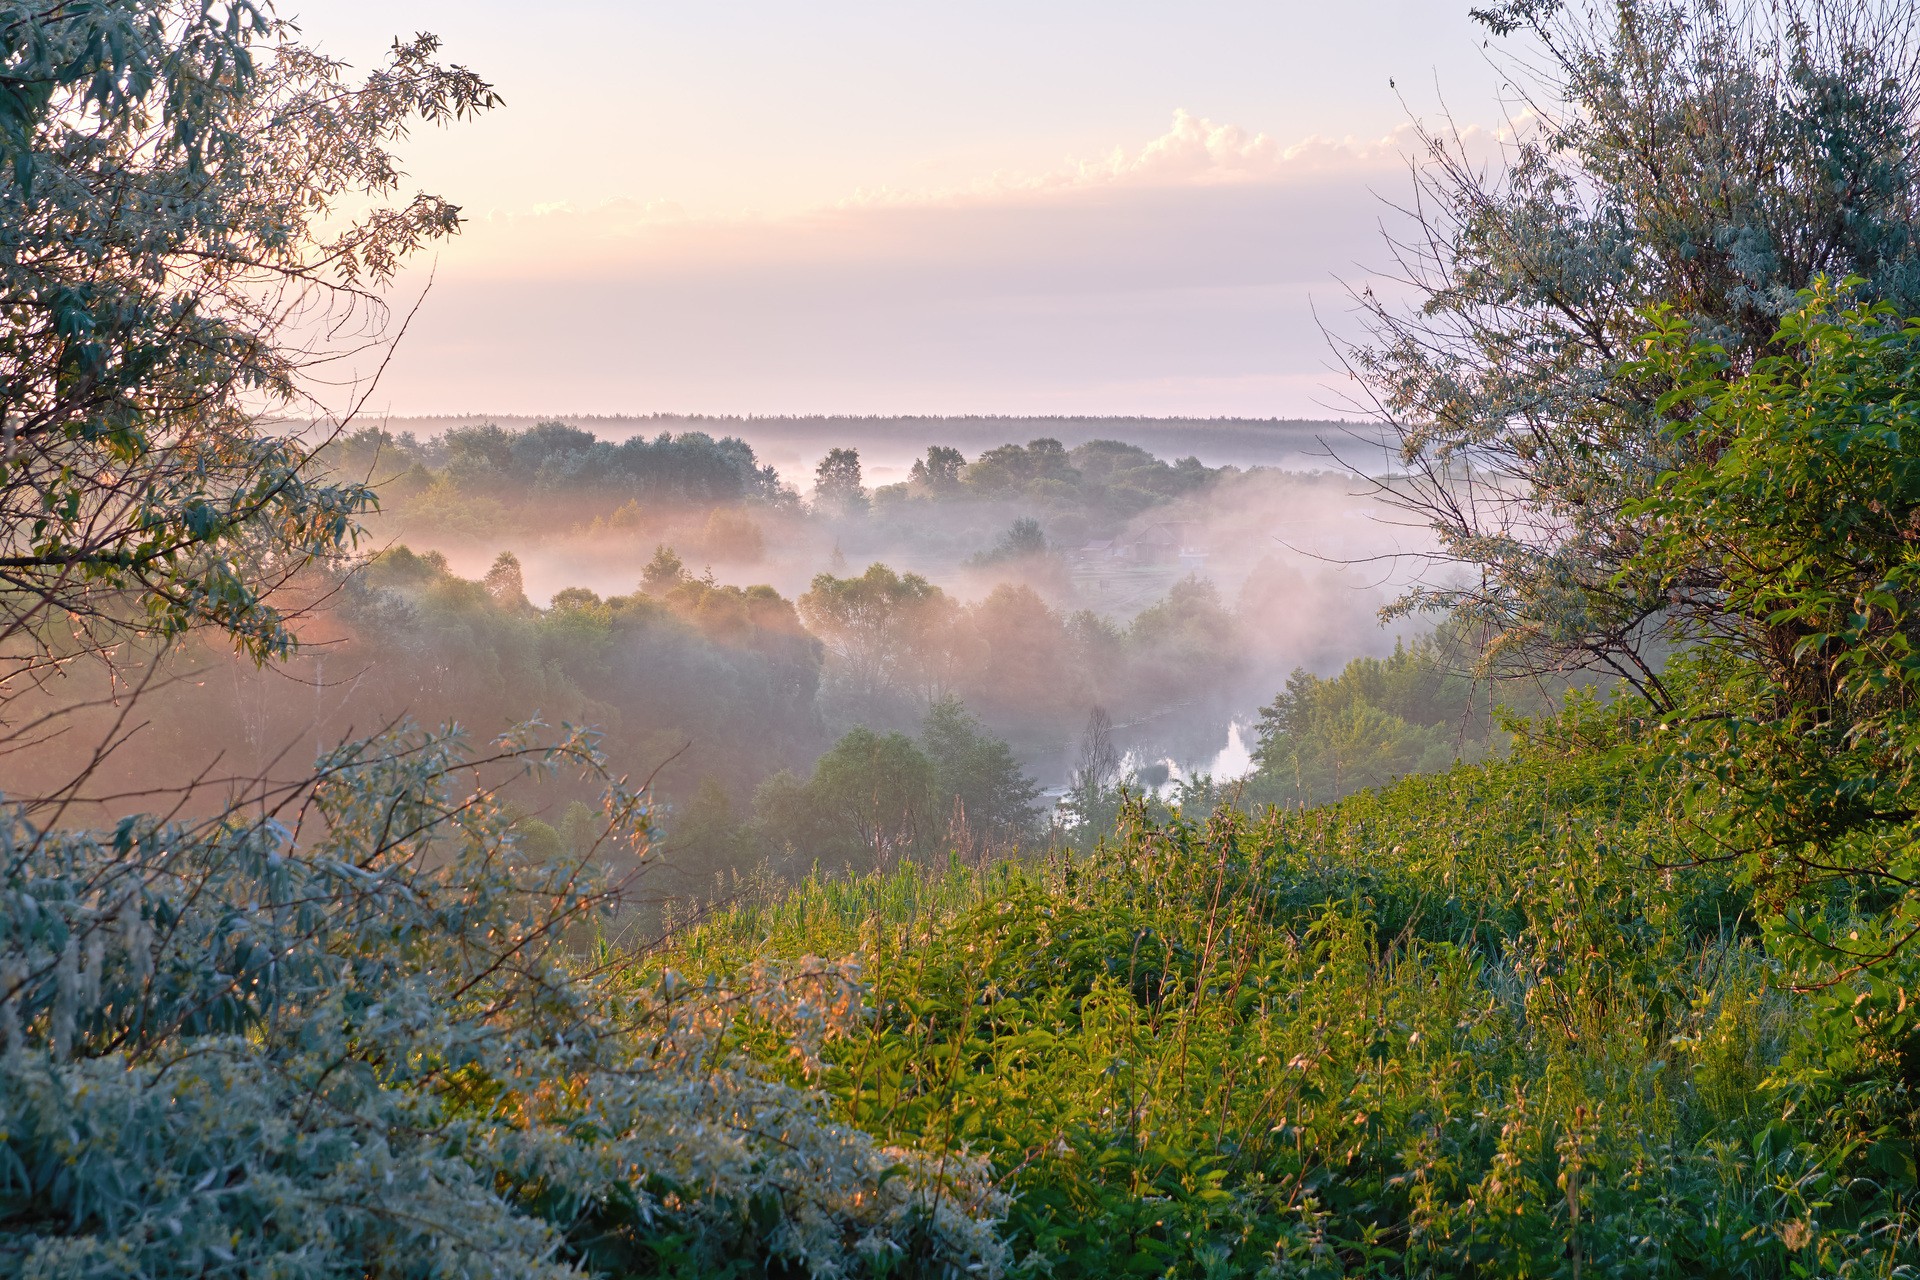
[0, 0, 497, 779]
[1358, 0, 1920, 706]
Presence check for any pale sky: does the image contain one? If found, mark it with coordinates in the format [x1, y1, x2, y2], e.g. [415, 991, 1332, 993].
[294, 2, 1524, 418]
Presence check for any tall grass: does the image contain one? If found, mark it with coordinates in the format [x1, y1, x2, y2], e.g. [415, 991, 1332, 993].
[652, 726, 1920, 1278]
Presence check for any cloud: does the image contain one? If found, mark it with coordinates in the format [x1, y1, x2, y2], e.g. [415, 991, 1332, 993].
[837, 109, 1325, 205]
[445, 112, 1440, 270]
[967, 110, 1425, 194]
[349, 113, 1446, 417]
[1095, 109, 1290, 182]
[822, 109, 1496, 214]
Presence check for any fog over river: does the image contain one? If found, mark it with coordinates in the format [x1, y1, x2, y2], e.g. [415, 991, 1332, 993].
[362, 414, 1421, 792]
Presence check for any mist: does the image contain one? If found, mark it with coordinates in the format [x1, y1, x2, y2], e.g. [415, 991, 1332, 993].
[9, 415, 1430, 897]
[367, 417, 1419, 775]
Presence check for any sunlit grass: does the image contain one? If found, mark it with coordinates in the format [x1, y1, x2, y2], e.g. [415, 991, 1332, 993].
[650, 726, 1920, 1278]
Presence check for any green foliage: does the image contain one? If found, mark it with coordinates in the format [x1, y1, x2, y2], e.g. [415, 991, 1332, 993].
[814, 446, 870, 517]
[1618, 284, 1920, 948]
[1250, 635, 1519, 807]
[326, 424, 791, 541]
[1364, 0, 1920, 694]
[667, 777, 754, 880]
[921, 697, 1043, 844]
[1127, 576, 1239, 680]
[746, 701, 1043, 873]
[339, 547, 829, 807]
[672, 710, 1920, 1277]
[37, 3, 1920, 1273]
[483, 549, 531, 610]
[0, 2, 495, 682]
[643, 543, 687, 593]
[380, 423, 783, 509]
[0, 5, 1025, 1274]
[969, 517, 1049, 568]
[966, 439, 1078, 497]
[702, 506, 767, 561]
[811, 727, 939, 857]
[877, 438, 1223, 534]
[800, 563, 954, 713]
[909, 445, 967, 493]
[0, 724, 1008, 1277]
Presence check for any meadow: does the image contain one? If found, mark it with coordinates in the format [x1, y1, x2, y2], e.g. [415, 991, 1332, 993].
[655, 694, 1919, 1277]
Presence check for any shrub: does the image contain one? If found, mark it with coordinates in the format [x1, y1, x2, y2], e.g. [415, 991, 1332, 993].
[0, 725, 1008, 1277]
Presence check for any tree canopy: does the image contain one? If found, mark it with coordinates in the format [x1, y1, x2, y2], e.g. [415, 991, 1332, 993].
[0, 3, 499, 707]
[1365, 0, 1920, 699]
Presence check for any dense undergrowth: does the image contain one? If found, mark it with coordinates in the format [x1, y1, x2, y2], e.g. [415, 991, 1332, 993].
[0, 728, 1010, 1278]
[660, 700, 1920, 1277]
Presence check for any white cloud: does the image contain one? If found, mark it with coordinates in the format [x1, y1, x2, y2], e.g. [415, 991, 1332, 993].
[1097, 109, 1287, 182]
[833, 111, 1434, 210]
[446, 112, 1444, 269]
[351, 111, 1456, 416]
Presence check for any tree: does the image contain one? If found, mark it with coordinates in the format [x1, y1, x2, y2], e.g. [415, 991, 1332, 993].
[958, 584, 1084, 733]
[920, 696, 1042, 844]
[0, 723, 1007, 1275]
[1253, 663, 1458, 808]
[1128, 576, 1242, 701]
[643, 544, 686, 594]
[666, 776, 751, 883]
[0, 3, 500, 729]
[483, 551, 529, 609]
[702, 507, 766, 562]
[1618, 284, 1920, 965]
[969, 517, 1048, 567]
[799, 563, 958, 708]
[809, 726, 937, 863]
[0, 5, 1012, 1269]
[1359, 0, 1920, 703]
[964, 438, 1076, 498]
[435, 423, 788, 510]
[813, 447, 868, 516]
[749, 715, 1030, 866]
[1071, 707, 1120, 801]
[909, 445, 967, 493]
[749, 768, 834, 860]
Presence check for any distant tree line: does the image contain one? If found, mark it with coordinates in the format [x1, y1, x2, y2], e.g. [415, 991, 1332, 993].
[323, 421, 792, 534]
[870, 438, 1222, 528]
[328, 423, 1237, 554]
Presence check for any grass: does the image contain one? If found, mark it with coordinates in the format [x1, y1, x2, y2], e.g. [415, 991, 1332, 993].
[648, 721, 1920, 1278]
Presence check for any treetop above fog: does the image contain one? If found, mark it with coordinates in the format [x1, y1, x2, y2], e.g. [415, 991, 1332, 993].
[329, 422, 789, 511]
[323, 423, 1233, 538]
[877, 438, 1222, 524]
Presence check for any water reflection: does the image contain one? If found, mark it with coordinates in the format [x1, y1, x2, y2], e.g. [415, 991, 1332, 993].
[1119, 719, 1255, 798]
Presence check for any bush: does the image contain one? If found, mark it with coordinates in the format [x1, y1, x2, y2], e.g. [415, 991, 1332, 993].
[0, 725, 1008, 1277]
[669, 699, 1920, 1278]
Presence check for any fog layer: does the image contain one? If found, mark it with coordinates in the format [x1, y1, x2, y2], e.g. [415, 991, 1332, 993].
[11, 417, 1430, 890]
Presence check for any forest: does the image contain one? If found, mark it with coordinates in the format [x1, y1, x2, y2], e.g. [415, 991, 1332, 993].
[12, 410, 1434, 909]
[8, 0, 1920, 1277]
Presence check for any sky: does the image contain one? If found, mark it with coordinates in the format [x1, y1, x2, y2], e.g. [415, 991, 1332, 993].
[293, 2, 1527, 419]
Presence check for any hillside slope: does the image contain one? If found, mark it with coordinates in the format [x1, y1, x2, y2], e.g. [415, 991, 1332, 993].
[663, 706, 1920, 1277]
